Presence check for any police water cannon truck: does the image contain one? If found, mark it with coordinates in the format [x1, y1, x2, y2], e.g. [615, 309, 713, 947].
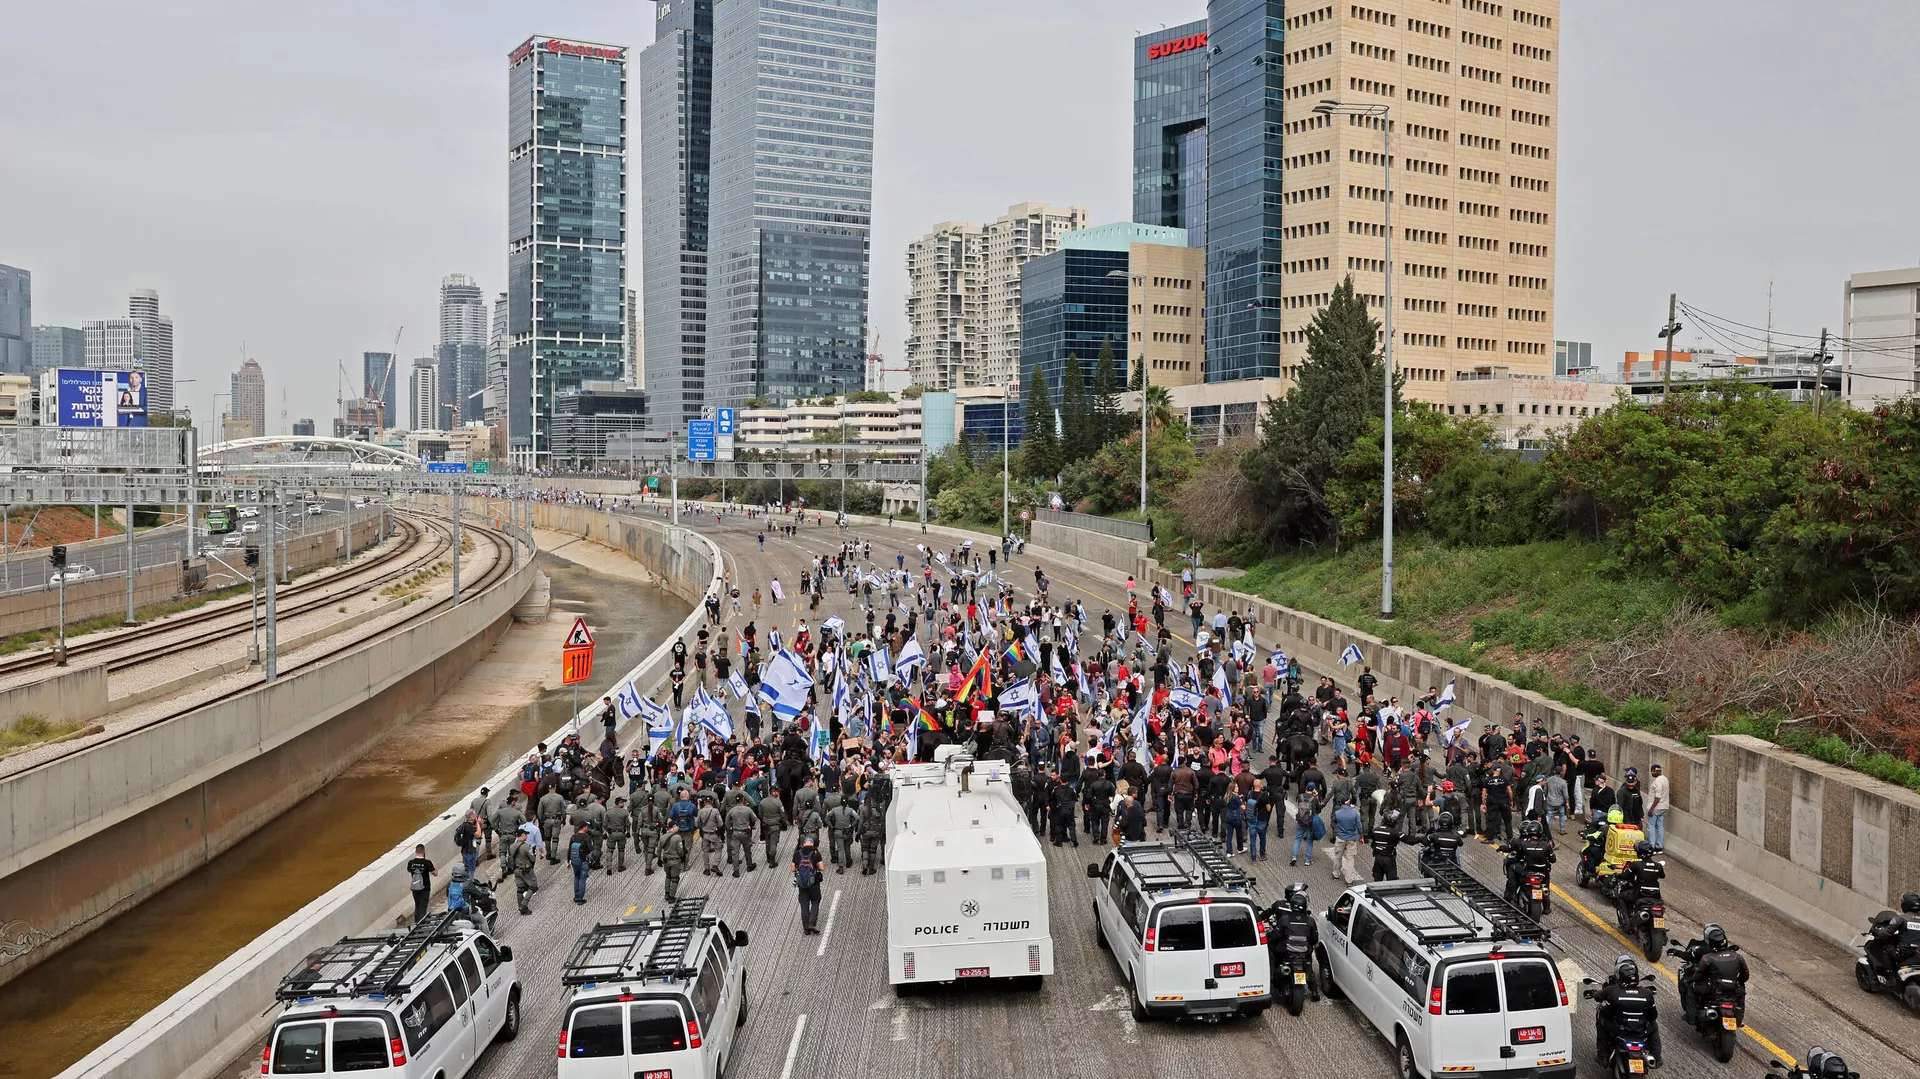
[884, 750, 1052, 993]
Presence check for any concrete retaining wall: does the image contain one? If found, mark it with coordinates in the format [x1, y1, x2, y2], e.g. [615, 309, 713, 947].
[0, 544, 537, 991]
[1137, 560, 1920, 945]
[0, 664, 108, 729]
[0, 565, 184, 638]
[62, 508, 719, 1079]
[1029, 520, 1147, 585]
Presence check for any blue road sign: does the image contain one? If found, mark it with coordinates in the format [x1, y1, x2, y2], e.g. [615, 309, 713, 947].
[426, 461, 470, 473]
[716, 408, 735, 435]
[688, 419, 717, 461]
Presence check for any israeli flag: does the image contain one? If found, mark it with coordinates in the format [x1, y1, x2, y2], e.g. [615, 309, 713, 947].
[1435, 678, 1456, 714]
[1137, 632, 1157, 658]
[697, 689, 734, 742]
[1442, 713, 1473, 749]
[1167, 686, 1205, 711]
[1230, 638, 1256, 666]
[999, 678, 1039, 712]
[1211, 661, 1232, 705]
[616, 680, 646, 721]
[821, 615, 846, 633]
[1131, 696, 1152, 766]
[765, 649, 815, 718]
[894, 635, 927, 675]
[832, 674, 851, 725]
[1340, 642, 1365, 667]
[728, 670, 751, 700]
[769, 579, 785, 603]
[809, 720, 831, 764]
[768, 626, 783, 652]
[870, 645, 892, 685]
[1049, 649, 1067, 684]
[1025, 631, 1042, 660]
[1076, 664, 1091, 698]
[640, 696, 675, 753]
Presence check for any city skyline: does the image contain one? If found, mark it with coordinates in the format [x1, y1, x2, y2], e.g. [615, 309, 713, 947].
[4, 1, 1920, 427]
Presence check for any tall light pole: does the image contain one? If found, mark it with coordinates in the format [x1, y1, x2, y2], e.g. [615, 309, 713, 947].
[1001, 381, 1010, 538]
[1315, 98, 1396, 619]
[1108, 268, 1149, 514]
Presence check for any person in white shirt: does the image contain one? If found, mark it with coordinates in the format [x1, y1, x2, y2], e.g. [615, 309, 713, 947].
[1645, 763, 1670, 852]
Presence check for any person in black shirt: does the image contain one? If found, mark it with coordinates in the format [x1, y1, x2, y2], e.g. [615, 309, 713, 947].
[405, 845, 437, 924]
[1356, 667, 1378, 704]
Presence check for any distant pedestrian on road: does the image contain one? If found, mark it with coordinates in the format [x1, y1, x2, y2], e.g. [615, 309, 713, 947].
[406, 844, 437, 924]
[793, 837, 826, 934]
[569, 824, 591, 904]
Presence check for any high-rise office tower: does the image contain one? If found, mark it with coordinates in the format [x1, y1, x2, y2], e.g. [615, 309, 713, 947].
[127, 288, 175, 412]
[437, 273, 489, 429]
[0, 265, 29, 375]
[1133, 23, 1210, 239]
[411, 356, 440, 431]
[507, 36, 629, 464]
[83, 318, 142, 373]
[639, 0, 714, 427]
[705, 0, 878, 407]
[904, 203, 1090, 391]
[230, 357, 267, 437]
[626, 287, 642, 387]
[32, 325, 86, 374]
[362, 351, 399, 430]
[1184, 0, 1559, 391]
[486, 291, 507, 423]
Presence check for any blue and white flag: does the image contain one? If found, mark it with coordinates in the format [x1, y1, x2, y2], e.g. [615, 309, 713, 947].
[728, 670, 751, 700]
[1076, 664, 1091, 698]
[1339, 642, 1365, 667]
[1211, 661, 1232, 705]
[1442, 713, 1473, 749]
[809, 719, 831, 764]
[768, 626, 783, 653]
[1167, 686, 1205, 712]
[1137, 632, 1157, 658]
[832, 673, 851, 726]
[1024, 631, 1042, 661]
[764, 649, 815, 718]
[821, 615, 846, 633]
[696, 687, 734, 742]
[616, 679, 646, 721]
[870, 645, 892, 685]
[1230, 638, 1256, 666]
[1435, 678, 1456, 714]
[894, 635, 927, 675]
[1131, 696, 1152, 766]
[640, 696, 675, 753]
[1049, 649, 1067, 684]
[998, 678, 1040, 713]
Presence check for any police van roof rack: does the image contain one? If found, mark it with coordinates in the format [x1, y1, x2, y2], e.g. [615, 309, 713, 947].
[277, 935, 392, 1001]
[1415, 856, 1551, 944]
[560, 897, 714, 987]
[640, 896, 713, 980]
[357, 911, 464, 996]
[1116, 830, 1252, 892]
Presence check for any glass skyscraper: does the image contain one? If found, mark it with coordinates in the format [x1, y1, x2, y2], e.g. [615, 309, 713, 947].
[1133, 21, 1210, 240]
[705, 0, 877, 408]
[507, 36, 629, 464]
[639, 0, 714, 427]
[1203, 0, 1284, 383]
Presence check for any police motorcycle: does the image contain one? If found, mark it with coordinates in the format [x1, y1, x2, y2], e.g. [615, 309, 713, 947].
[1498, 819, 1555, 920]
[1765, 1047, 1860, 1079]
[1258, 882, 1318, 1016]
[1854, 891, 1920, 1011]
[1603, 839, 1668, 961]
[1581, 955, 1662, 1077]
[1667, 924, 1746, 1064]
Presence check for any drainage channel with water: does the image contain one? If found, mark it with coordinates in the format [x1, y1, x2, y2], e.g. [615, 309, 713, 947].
[0, 551, 690, 1079]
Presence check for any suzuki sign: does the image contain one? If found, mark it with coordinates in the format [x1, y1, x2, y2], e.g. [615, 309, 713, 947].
[1147, 31, 1208, 60]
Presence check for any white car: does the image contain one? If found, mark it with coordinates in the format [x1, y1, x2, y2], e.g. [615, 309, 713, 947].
[265, 913, 520, 1078]
[242, 521, 260, 534]
[240, 507, 260, 519]
[49, 565, 99, 585]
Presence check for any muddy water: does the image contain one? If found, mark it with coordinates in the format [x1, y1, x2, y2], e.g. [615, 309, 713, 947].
[0, 553, 689, 1078]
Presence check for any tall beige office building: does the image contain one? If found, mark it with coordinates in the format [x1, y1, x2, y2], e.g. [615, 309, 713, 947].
[1275, 0, 1559, 402]
[905, 202, 1090, 390]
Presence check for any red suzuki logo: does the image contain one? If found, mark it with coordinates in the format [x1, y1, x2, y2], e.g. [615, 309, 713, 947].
[1148, 32, 1207, 61]
[545, 39, 625, 61]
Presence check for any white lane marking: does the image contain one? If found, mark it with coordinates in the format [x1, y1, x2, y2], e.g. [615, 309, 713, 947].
[891, 1004, 912, 1041]
[815, 888, 842, 956]
[779, 1013, 808, 1079]
[1088, 984, 1139, 1044]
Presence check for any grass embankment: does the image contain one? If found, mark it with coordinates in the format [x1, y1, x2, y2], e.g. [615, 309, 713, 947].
[0, 714, 103, 756]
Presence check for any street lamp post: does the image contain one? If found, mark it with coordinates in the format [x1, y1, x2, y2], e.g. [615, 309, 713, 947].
[1001, 381, 1010, 539]
[1107, 268, 1149, 515]
[1316, 98, 1396, 619]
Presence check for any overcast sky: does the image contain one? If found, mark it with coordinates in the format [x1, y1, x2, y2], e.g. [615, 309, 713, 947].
[4, 0, 1918, 433]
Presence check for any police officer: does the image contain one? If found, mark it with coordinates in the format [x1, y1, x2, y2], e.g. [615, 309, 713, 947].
[1421, 811, 1466, 866]
[725, 796, 759, 877]
[1500, 818, 1558, 906]
[1368, 809, 1420, 881]
[1591, 954, 1663, 1067]
[1117, 792, 1148, 843]
[1677, 924, 1749, 1025]
[757, 788, 789, 866]
[489, 792, 526, 864]
[857, 792, 885, 874]
[1265, 881, 1322, 1002]
[1615, 839, 1665, 925]
[1481, 757, 1515, 843]
[584, 793, 607, 870]
[504, 827, 539, 915]
[1355, 757, 1384, 834]
[826, 798, 858, 874]
[635, 788, 664, 875]
[568, 824, 591, 904]
[659, 827, 690, 903]
[538, 786, 568, 864]
[696, 792, 725, 876]
[1083, 766, 1116, 845]
[1392, 760, 1422, 837]
[797, 799, 826, 851]
[468, 787, 495, 860]
[605, 795, 631, 873]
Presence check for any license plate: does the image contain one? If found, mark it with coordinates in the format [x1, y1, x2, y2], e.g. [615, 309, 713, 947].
[1531, 888, 1543, 900]
[1513, 1026, 1545, 1044]
[1651, 917, 1666, 928]
[1215, 962, 1246, 978]
[1628, 1060, 1645, 1074]
[1293, 971, 1308, 985]
[642, 1071, 673, 1079]
[955, 966, 991, 979]
[1721, 1017, 1738, 1031]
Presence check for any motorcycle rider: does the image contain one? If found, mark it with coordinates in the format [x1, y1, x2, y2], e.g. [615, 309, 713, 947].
[1615, 839, 1666, 926]
[1677, 923, 1750, 1025]
[1420, 811, 1466, 866]
[1264, 881, 1322, 1002]
[1863, 891, 1920, 980]
[1591, 954, 1663, 1068]
[1786, 1047, 1858, 1079]
[1500, 818, 1557, 906]
[1367, 809, 1421, 881]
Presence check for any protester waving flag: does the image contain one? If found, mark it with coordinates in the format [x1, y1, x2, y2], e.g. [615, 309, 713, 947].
[1442, 712, 1474, 749]
[1167, 686, 1205, 712]
[821, 615, 846, 633]
[1130, 696, 1152, 766]
[764, 649, 815, 718]
[616, 679, 646, 722]
[769, 578, 786, 603]
[894, 635, 927, 675]
[1211, 661, 1232, 705]
[998, 677, 1039, 713]
[1339, 642, 1365, 667]
[1050, 648, 1068, 685]
[640, 696, 675, 753]
[1137, 632, 1157, 658]
[1230, 638, 1256, 666]
[955, 650, 992, 702]
[727, 670, 751, 701]
[1435, 678, 1456, 714]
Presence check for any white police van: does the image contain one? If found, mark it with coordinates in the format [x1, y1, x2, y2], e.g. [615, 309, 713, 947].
[557, 897, 749, 1079]
[264, 912, 520, 1077]
[1088, 830, 1271, 1021]
[1316, 861, 1574, 1079]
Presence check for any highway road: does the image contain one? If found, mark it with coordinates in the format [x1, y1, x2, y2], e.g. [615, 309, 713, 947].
[225, 505, 1916, 1079]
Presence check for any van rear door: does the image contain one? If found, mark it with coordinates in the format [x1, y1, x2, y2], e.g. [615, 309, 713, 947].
[1436, 961, 1507, 1074]
[1500, 957, 1572, 1072]
[559, 1003, 627, 1079]
[1203, 900, 1266, 1004]
[1145, 902, 1208, 1005]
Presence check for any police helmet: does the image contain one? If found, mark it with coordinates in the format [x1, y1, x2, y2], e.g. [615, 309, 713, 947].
[1807, 1047, 1850, 1079]
[450, 862, 469, 882]
[1901, 891, 1920, 915]
[1614, 954, 1640, 983]
[1285, 881, 1310, 911]
[1634, 840, 1654, 860]
[1436, 811, 1455, 830]
[1384, 809, 1403, 828]
[1606, 807, 1624, 824]
[1520, 819, 1543, 839]
[1703, 923, 1728, 949]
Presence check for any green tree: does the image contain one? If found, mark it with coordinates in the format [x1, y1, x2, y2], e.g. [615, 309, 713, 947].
[1064, 422, 1199, 516]
[1327, 408, 1500, 545]
[1128, 356, 1144, 391]
[845, 389, 894, 403]
[1093, 337, 1122, 445]
[1059, 353, 1093, 464]
[1239, 275, 1402, 548]
[1020, 368, 1059, 479]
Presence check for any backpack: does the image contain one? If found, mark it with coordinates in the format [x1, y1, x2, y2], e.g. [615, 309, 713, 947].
[795, 852, 820, 889]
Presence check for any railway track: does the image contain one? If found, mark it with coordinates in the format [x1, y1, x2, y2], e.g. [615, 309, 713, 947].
[0, 512, 452, 682]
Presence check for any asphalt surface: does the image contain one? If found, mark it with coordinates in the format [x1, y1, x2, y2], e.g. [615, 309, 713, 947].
[230, 506, 1917, 1079]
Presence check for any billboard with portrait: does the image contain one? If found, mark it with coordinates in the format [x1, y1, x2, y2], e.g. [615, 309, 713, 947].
[52, 368, 149, 427]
